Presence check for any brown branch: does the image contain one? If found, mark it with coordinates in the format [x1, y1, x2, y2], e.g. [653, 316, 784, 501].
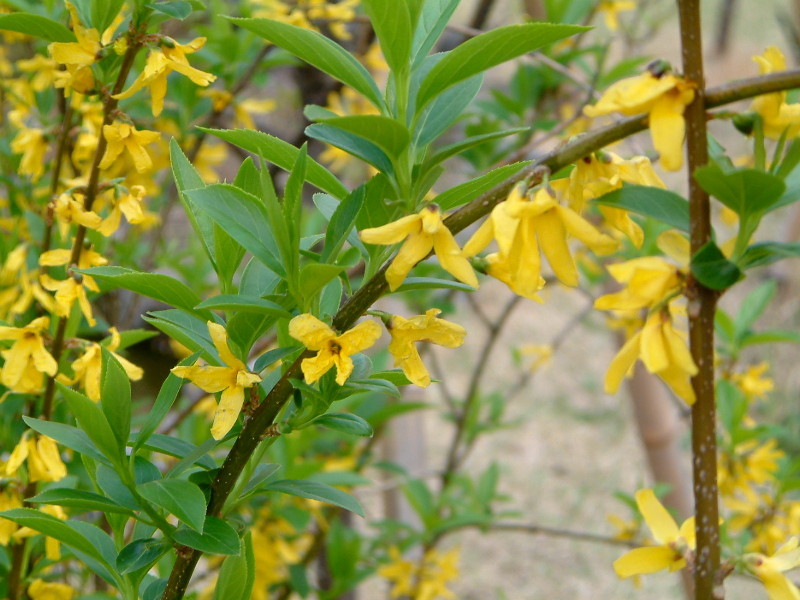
[159, 68, 800, 600]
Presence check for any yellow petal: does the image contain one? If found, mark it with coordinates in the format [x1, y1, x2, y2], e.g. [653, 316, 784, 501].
[461, 218, 494, 257]
[635, 488, 680, 545]
[613, 546, 681, 578]
[556, 205, 619, 256]
[385, 232, 433, 291]
[649, 93, 689, 172]
[210, 385, 245, 440]
[359, 214, 420, 245]
[535, 210, 577, 287]
[432, 230, 478, 288]
[172, 364, 233, 393]
[337, 320, 382, 355]
[289, 314, 336, 350]
[604, 330, 641, 393]
[207, 322, 244, 369]
[332, 352, 355, 385]
[301, 348, 335, 384]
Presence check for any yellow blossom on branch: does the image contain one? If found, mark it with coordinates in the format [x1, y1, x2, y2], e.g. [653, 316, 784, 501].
[52, 193, 104, 236]
[5, 433, 67, 482]
[10, 127, 47, 181]
[28, 579, 75, 600]
[289, 314, 381, 385]
[379, 546, 460, 600]
[719, 439, 783, 498]
[39, 246, 107, 326]
[584, 67, 695, 171]
[386, 309, 466, 387]
[751, 47, 800, 139]
[597, 0, 636, 31]
[0, 316, 57, 393]
[360, 204, 478, 292]
[171, 322, 262, 439]
[98, 122, 161, 173]
[614, 489, 695, 579]
[0, 488, 22, 545]
[97, 185, 148, 236]
[114, 37, 216, 117]
[731, 362, 775, 401]
[744, 538, 800, 600]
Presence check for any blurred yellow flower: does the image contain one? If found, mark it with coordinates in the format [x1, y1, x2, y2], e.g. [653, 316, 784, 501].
[0, 316, 57, 393]
[29, 579, 75, 600]
[731, 362, 774, 401]
[289, 314, 381, 385]
[99, 122, 161, 173]
[5, 433, 67, 483]
[751, 47, 800, 139]
[379, 546, 460, 600]
[744, 537, 800, 600]
[598, 0, 636, 30]
[10, 127, 47, 181]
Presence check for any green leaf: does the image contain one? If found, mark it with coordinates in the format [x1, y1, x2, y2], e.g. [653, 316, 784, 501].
[173, 516, 240, 555]
[143, 310, 217, 363]
[265, 480, 365, 517]
[320, 115, 410, 159]
[213, 534, 255, 600]
[23, 416, 107, 463]
[694, 164, 786, 217]
[393, 277, 476, 292]
[137, 479, 207, 532]
[741, 330, 800, 347]
[28, 488, 134, 516]
[424, 128, 529, 168]
[195, 295, 291, 318]
[299, 263, 345, 305]
[186, 184, 285, 277]
[306, 124, 393, 174]
[309, 413, 374, 437]
[735, 281, 776, 336]
[137, 433, 216, 470]
[253, 346, 297, 373]
[411, 0, 460, 65]
[738, 241, 800, 270]
[91, 0, 125, 31]
[413, 68, 483, 149]
[415, 22, 586, 109]
[321, 186, 365, 263]
[229, 18, 383, 108]
[226, 311, 277, 357]
[594, 184, 689, 232]
[81, 266, 212, 321]
[202, 128, 348, 199]
[146, 1, 192, 19]
[434, 162, 530, 211]
[362, 0, 414, 73]
[0, 13, 76, 42]
[134, 352, 201, 451]
[100, 348, 131, 452]
[691, 241, 743, 291]
[117, 537, 172, 574]
[59, 383, 123, 466]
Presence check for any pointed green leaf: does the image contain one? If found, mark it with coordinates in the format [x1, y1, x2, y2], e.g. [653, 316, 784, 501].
[694, 164, 786, 217]
[28, 488, 134, 516]
[0, 13, 76, 42]
[691, 241, 743, 291]
[195, 295, 291, 318]
[100, 348, 131, 451]
[23, 416, 107, 463]
[305, 124, 394, 174]
[411, 0, 460, 65]
[173, 516, 240, 555]
[738, 241, 800, 270]
[434, 161, 531, 211]
[138, 479, 207, 532]
[309, 413, 374, 437]
[362, 0, 414, 73]
[59, 383, 123, 466]
[321, 115, 410, 159]
[117, 537, 172, 574]
[594, 184, 690, 232]
[265, 479, 364, 517]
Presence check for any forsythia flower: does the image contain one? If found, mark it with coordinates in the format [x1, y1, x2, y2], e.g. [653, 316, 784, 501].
[594, 256, 684, 311]
[10, 127, 47, 182]
[289, 314, 381, 385]
[99, 122, 161, 173]
[251, 0, 359, 40]
[597, 0, 636, 30]
[114, 37, 216, 117]
[360, 204, 478, 291]
[731, 362, 775, 401]
[386, 309, 466, 387]
[52, 193, 103, 236]
[584, 67, 695, 171]
[65, 327, 144, 402]
[379, 546, 460, 600]
[750, 47, 800, 139]
[171, 322, 262, 440]
[39, 246, 108, 327]
[613, 489, 695, 578]
[0, 488, 23, 545]
[28, 579, 75, 600]
[744, 538, 800, 600]
[718, 439, 783, 498]
[97, 185, 148, 236]
[0, 316, 58, 393]
[5, 433, 67, 482]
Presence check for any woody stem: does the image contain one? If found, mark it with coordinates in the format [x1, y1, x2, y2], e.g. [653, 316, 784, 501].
[677, 1, 723, 599]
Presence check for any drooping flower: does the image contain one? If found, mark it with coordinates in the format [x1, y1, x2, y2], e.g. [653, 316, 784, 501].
[39, 246, 107, 326]
[594, 256, 684, 312]
[97, 185, 147, 236]
[743, 537, 800, 600]
[98, 122, 161, 173]
[386, 309, 466, 387]
[0, 316, 57, 393]
[64, 327, 144, 402]
[113, 37, 216, 117]
[5, 433, 67, 482]
[584, 67, 695, 171]
[10, 127, 47, 182]
[28, 579, 75, 600]
[52, 192, 104, 236]
[379, 546, 460, 600]
[171, 322, 262, 440]
[750, 47, 800, 139]
[360, 204, 478, 291]
[613, 489, 695, 578]
[289, 314, 381, 385]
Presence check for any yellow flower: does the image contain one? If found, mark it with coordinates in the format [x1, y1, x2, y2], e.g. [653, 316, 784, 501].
[731, 362, 774, 401]
[5, 433, 67, 483]
[39, 246, 107, 327]
[613, 489, 695, 578]
[594, 256, 684, 312]
[65, 327, 144, 402]
[52, 193, 104, 236]
[10, 127, 48, 182]
[97, 185, 147, 236]
[113, 37, 216, 117]
[604, 307, 697, 404]
[751, 47, 800, 139]
[251, 0, 359, 40]
[464, 184, 618, 290]
[250, 510, 312, 600]
[29, 578, 75, 600]
[0, 488, 23, 545]
[598, 0, 636, 30]
[379, 546, 460, 600]
[744, 538, 800, 600]
[171, 322, 262, 439]
[483, 252, 545, 302]
[0, 316, 57, 393]
[48, 3, 101, 69]
[584, 69, 695, 171]
[719, 439, 783, 498]
[520, 343, 553, 372]
[98, 122, 161, 173]
[360, 204, 478, 291]
[289, 314, 381, 385]
[386, 309, 466, 387]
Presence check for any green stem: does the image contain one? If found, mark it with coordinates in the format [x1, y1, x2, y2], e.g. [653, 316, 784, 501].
[158, 68, 800, 600]
[677, 1, 723, 599]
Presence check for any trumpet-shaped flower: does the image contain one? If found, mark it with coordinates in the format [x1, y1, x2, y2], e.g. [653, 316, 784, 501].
[98, 122, 161, 173]
[10, 127, 48, 182]
[39, 246, 107, 327]
[584, 69, 695, 171]
[360, 204, 478, 291]
[114, 37, 216, 117]
[614, 489, 696, 578]
[171, 322, 262, 440]
[751, 47, 800, 139]
[97, 185, 147, 236]
[594, 256, 684, 311]
[0, 316, 57, 393]
[289, 314, 382, 385]
[387, 309, 466, 387]
[5, 433, 67, 482]
[65, 327, 143, 402]
[744, 538, 800, 600]
[52, 192, 104, 236]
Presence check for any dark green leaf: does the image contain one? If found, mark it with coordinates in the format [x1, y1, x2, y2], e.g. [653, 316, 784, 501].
[28, 488, 134, 516]
[694, 164, 785, 217]
[594, 184, 689, 232]
[195, 295, 291, 318]
[362, 0, 414, 73]
[143, 310, 217, 363]
[306, 123, 393, 174]
[299, 263, 345, 304]
[138, 434, 216, 469]
[0, 13, 76, 42]
[146, 1, 192, 19]
[22, 417, 106, 463]
[117, 537, 172, 574]
[309, 413, 374, 437]
[414, 71, 483, 149]
[138, 479, 207, 532]
[691, 241, 742, 291]
[738, 241, 800, 270]
[100, 348, 131, 452]
[173, 516, 240, 555]
[59, 383, 123, 466]
[265, 480, 365, 517]
[321, 115, 410, 159]
[321, 186, 365, 262]
[411, 0, 460, 65]
[253, 346, 297, 373]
